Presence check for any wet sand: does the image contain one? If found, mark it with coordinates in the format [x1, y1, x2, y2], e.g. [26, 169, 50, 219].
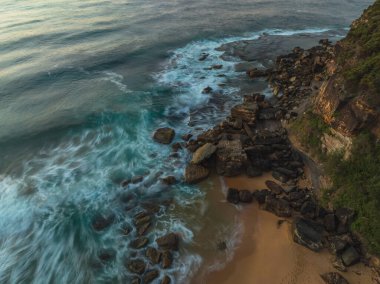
[200, 174, 376, 284]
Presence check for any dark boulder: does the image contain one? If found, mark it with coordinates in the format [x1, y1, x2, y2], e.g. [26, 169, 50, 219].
[156, 233, 180, 251]
[146, 247, 161, 264]
[153, 128, 175, 144]
[265, 180, 284, 195]
[129, 237, 149, 249]
[324, 214, 337, 232]
[161, 176, 177, 185]
[161, 251, 173, 269]
[341, 246, 360, 267]
[126, 259, 146, 274]
[246, 166, 263, 177]
[143, 270, 160, 284]
[254, 189, 271, 204]
[161, 276, 171, 284]
[292, 218, 324, 252]
[202, 86, 213, 94]
[216, 139, 248, 176]
[272, 170, 289, 183]
[92, 213, 115, 231]
[300, 200, 317, 219]
[265, 196, 291, 217]
[320, 272, 349, 284]
[227, 188, 240, 204]
[239, 190, 253, 203]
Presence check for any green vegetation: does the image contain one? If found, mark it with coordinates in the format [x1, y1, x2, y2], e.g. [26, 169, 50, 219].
[290, 111, 329, 159]
[338, 0, 380, 95]
[324, 132, 380, 254]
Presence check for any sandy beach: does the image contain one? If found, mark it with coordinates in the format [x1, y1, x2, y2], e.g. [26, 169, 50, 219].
[198, 174, 376, 284]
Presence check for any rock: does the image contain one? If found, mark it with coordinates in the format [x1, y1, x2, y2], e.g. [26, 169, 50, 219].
[328, 235, 348, 254]
[217, 241, 227, 251]
[320, 272, 349, 284]
[211, 64, 223, 69]
[332, 257, 347, 272]
[131, 175, 144, 184]
[272, 170, 289, 183]
[98, 249, 116, 262]
[146, 247, 161, 264]
[131, 277, 141, 284]
[92, 213, 115, 231]
[246, 166, 262, 177]
[199, 53, 209, 61]
[324, 214, 337, 232]
[247, 68, 269, 78]
[216, 139, 248, 176]
[202, 86, 213, 94]
[239, 190, 253, 203]
[156, 233, 180, 251]
[161, 251, 173, 269]
[161, 276, 171, 284]
[184, 164, 210, 184]
[254, 189, 271, 204]
[126, 259, 146, 274]
[172, 142, 182, 152]
[161, 176, 177, 185]
[182, 133, 193, 141]
[265, 180, 284, 195]
[191, 143, 217, 164]
[288, 191, 306, 201]
[292, 218, 324, 252]
[129, 237, 149, 249]
[143, 270, 159, 284]
[153, 128, 175, 144]
[134, 214, 152, 227]
[335, 208, 355, 227]
[341, 246, 360, 266]
[231, 103, 258, 123]
[300, 200, 317, 219]
[265, 196, 291, 217]
[227, 188, 240, 204]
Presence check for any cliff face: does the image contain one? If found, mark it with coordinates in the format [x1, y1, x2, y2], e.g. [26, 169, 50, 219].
[314, 0, 380, 138]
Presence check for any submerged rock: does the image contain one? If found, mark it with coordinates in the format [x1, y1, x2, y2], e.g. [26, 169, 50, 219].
[161, 276, 171, 284]
[126, 259, 146, 274]
[161, 251, 173, 269]
[156, 233, 180, 251]
[143, 270, 160, 284]
[153, 128, 175, 144]
[145, 247, 161, 264]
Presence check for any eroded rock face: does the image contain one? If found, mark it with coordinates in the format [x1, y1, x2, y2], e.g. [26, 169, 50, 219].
[320, 272, 349, 284]
[184, 164, 210, 184]
[153, 128, 175, 144]
[292, 218, 324, 252]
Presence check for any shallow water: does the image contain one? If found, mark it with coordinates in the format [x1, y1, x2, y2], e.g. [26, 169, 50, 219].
[0, 1, 373, 283]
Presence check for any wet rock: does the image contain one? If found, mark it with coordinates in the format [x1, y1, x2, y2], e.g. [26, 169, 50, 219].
[191, 143, 217, 164]
[156, 233, 180, 251]
[247, 68, 269, 78]
[143, 270, 160, 284]
[146, 247, 161, 264]
[202, 86, 213, 94]
[134, 213, 152, 227]
[239, 190, 253, 203]
[341, 246, 360, 266]
[324, 214, 337, 232]
[184, 164, 210, 184]
[199, 53, 209, 61]
[161, 176, 177, 185]
[126, 259, 146, 274]
[129, 237, 149, 249]
[265, 180, 284, 195]
[98, 249, 116, 262]
[217, 241, 227, 251]
[161, 276, 171, 284]
[211, 64, 223, 69]
[227, 188, 240, 204]
[292, 217, 324, 252]
[320, 272, 349, 284]
[153, 128, 175, 144]
[172, 142, 182, 152]
[265, 196, 291, 217]
[131, 175, 144, 184]
[92, 213, 115, 231]
[161, 251, 173, 269]
[181, 133, 193, 141]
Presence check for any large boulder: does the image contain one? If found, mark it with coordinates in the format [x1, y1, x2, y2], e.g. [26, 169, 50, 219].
[153, 128, 175, 144]
[239, 190, 253, 203]
[143, 270, 159, 284]
[191, 143, 217, 164]
[129, 237, 149, 249]
[341, 246, 360, 266]
[292, 218, 324, 251]
[227, 188, 240, 204]
[265, 196, 291, 217]
[320, 272, 349, 284]
[184, 164, 210, 184]
[265, 180, 284, 195]
[145, 247, 161, 264]
[156, 233, 180, 251]
[216, 139, 248, 176]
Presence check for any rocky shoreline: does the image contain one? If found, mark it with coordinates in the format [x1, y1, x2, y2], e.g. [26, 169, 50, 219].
[150, 37, 379, 283]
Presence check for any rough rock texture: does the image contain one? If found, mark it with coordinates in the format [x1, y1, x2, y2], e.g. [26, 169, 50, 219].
[191, 143, 217, 164]
[153, 128, 175, 144]
[216, 139, 248, 176]
[156, 233, 179, 251]
[292, 218, 324, 252]
[184, 164, 210, 184]
[320, 272, 349, 284]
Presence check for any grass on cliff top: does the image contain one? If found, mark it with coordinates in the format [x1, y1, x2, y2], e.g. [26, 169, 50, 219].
[338, 0, 380, 96]
[325, 132, 380, 254]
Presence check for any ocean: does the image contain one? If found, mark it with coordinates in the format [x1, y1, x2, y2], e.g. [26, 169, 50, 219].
[0, 0, 372, 283]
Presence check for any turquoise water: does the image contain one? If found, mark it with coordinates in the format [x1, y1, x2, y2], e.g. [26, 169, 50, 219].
[0, 1, 372, 283]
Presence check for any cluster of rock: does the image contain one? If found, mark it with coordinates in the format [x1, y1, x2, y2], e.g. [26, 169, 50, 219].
[91, 201, 178, 284]
[265, 39, 334, 118]
[183, 93, 305, 184]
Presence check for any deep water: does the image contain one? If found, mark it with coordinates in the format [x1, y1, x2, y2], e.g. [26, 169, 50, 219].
[0, 1, 373, 283]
